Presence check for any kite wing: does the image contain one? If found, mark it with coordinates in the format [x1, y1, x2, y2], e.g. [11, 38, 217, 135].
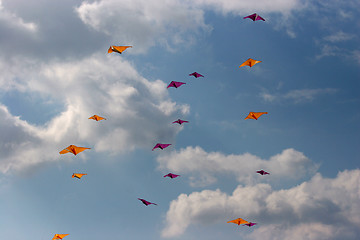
[138, 198, 157, 206]
[245, 112, 268, 120]
[52, 234, 69, 240]
[189, 72, 204, 78]
[72, 173, 87, 179]
[244, 13, 265, 21]
[227, 218, 249, 225]
[89, 115, 106, 121]
[172, 119, 188, 125]
[167, 81, 186, 88]
[108, 46, 132, 54]
[152, 143, 171, 151]
[59, 145, 91, 155]
[164, 173, 180, 178]
[244, 222, 257, 227]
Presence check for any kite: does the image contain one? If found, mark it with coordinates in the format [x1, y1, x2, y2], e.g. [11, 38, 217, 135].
[108, 46, 132, 54]
[138, 198, 157, 206]
[239, 58, 262, 68]
[244, 222, 257, 227]
[172, 119, 189, 125]
[52, 234, 69, 240]
[245, 112, 268, 120]
[244, 13, 265, 21]
[152, 143, 171, 151]
[256, 170, 270, 175]
[89, 115, 106, 121]
[189, 72, 204, 78]
[167, 81, 186, 89]
[72, 173, 88, 179]
[164, 173, 180, 179]
[59, 145, 91, 155]
[227, 218, 250, 225]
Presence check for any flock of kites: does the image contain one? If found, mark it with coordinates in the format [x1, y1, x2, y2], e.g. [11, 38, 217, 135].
[53, 13, 268, 240]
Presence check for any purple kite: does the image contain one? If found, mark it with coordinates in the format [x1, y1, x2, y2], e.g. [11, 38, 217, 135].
[256, 170, 270, 175]
[244, 13, 265, 21]
[164, 173, 180, 179]
[138, 198, 157, 206]
[167, 81, 186, 89]
[172, 119, 189, 125]
[189, 72, 204, 78]
[244, 222, 257, 227]
[152, 143, 171, 151]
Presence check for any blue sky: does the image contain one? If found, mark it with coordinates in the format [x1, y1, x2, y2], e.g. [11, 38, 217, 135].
[0, 0, 359, 239]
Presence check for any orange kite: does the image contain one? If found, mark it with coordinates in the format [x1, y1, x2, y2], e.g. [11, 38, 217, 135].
[108, 46, 132, 54]
[239, 58, 261, 68]
[89, 115, 106, 121]
[245, 112, 268, 120]
[72, 173, 87, 179]
[52, 234, 69, 240]
[59, 145, 91, 155]
[227, 218, 249, 225]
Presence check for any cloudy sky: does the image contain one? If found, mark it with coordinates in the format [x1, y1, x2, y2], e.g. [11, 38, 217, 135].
[0, 0, 359, 239]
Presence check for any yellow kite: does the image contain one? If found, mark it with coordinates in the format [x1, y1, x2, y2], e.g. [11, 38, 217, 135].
[239, 58, 261, 68]
[89, 115, 106, 121]
[108, 46, 132, 54]
[72, 173, 87, 179]
[52, 234, 69, 240]
[227, 218, 249, 225]
[245, 112, 268, 120]
[59, 145, 91, 155]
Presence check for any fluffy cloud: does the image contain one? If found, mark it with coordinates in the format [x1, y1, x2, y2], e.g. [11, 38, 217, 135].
[0, 0, 37, 32]
[157, 146, 318, 186]
[0, 54, 189, 173]
[162, 169, 360, 239]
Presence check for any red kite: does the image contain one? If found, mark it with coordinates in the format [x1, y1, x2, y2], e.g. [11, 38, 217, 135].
[239, 58, 262, 68]
[152, 143, 171, 151]
[172, 119, 188, 125]
[52, 234, 69, 240]
[244, 13, 265, 21]
[108, 46, 132, 54]
[244, 222, 257, 227]
[227, 218, 249, 225]
[89, 115, 106, 121]
[256, 170, 270, 175]
[138, 198, 157, 206]
[72, 173, 87, 179]
[189, 72, 204, 78]
[167, 81, 186, 89]
[164, 173, 180, 179]
[59, 145, 91, 155]
[245, 112, 268, 120]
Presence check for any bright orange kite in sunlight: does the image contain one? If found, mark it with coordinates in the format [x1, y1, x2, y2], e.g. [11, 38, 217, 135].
[72, 173, 87, 179]
[108, 46, 132, 54]
[52, 234, 69, 240]
[245, 112, 268, 120]
[227, 218, 249, 225]
[59, 145, 91, 155]
[89, 115, 106, 121]
[239, 58, 261, 68]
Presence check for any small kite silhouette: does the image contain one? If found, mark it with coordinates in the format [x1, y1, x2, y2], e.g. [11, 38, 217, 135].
[52, 234, 69, 240]
[138, 198, 157, 206]
[164, 173, 180, 179]
[89, 115, 106, 121]
[239, 58, 262, 68]
[59, 145, 91, 155]
[172, 119, 188, 125]
[72, 173, 87, 179]
[256, 170, 270, 175]
[108, 45, 132, 54]
[189, 72, 204, 78]
[152, 143, 171, 151]
[244, 13, 265, 21]
[244, 222, 257, 227]
[227, 218, 250, 225]
[245, 112, 268, 120]
[167, 81, 186, 89]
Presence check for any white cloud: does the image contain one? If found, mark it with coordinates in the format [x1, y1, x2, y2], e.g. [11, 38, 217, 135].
[323, 31, 356, 43]
[157, 146, 318, 187]
[162, 169, 360, 239]
[0, 0, 37, 32]
[260, 88, 338, 103]
[0, 54, 189, 173]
